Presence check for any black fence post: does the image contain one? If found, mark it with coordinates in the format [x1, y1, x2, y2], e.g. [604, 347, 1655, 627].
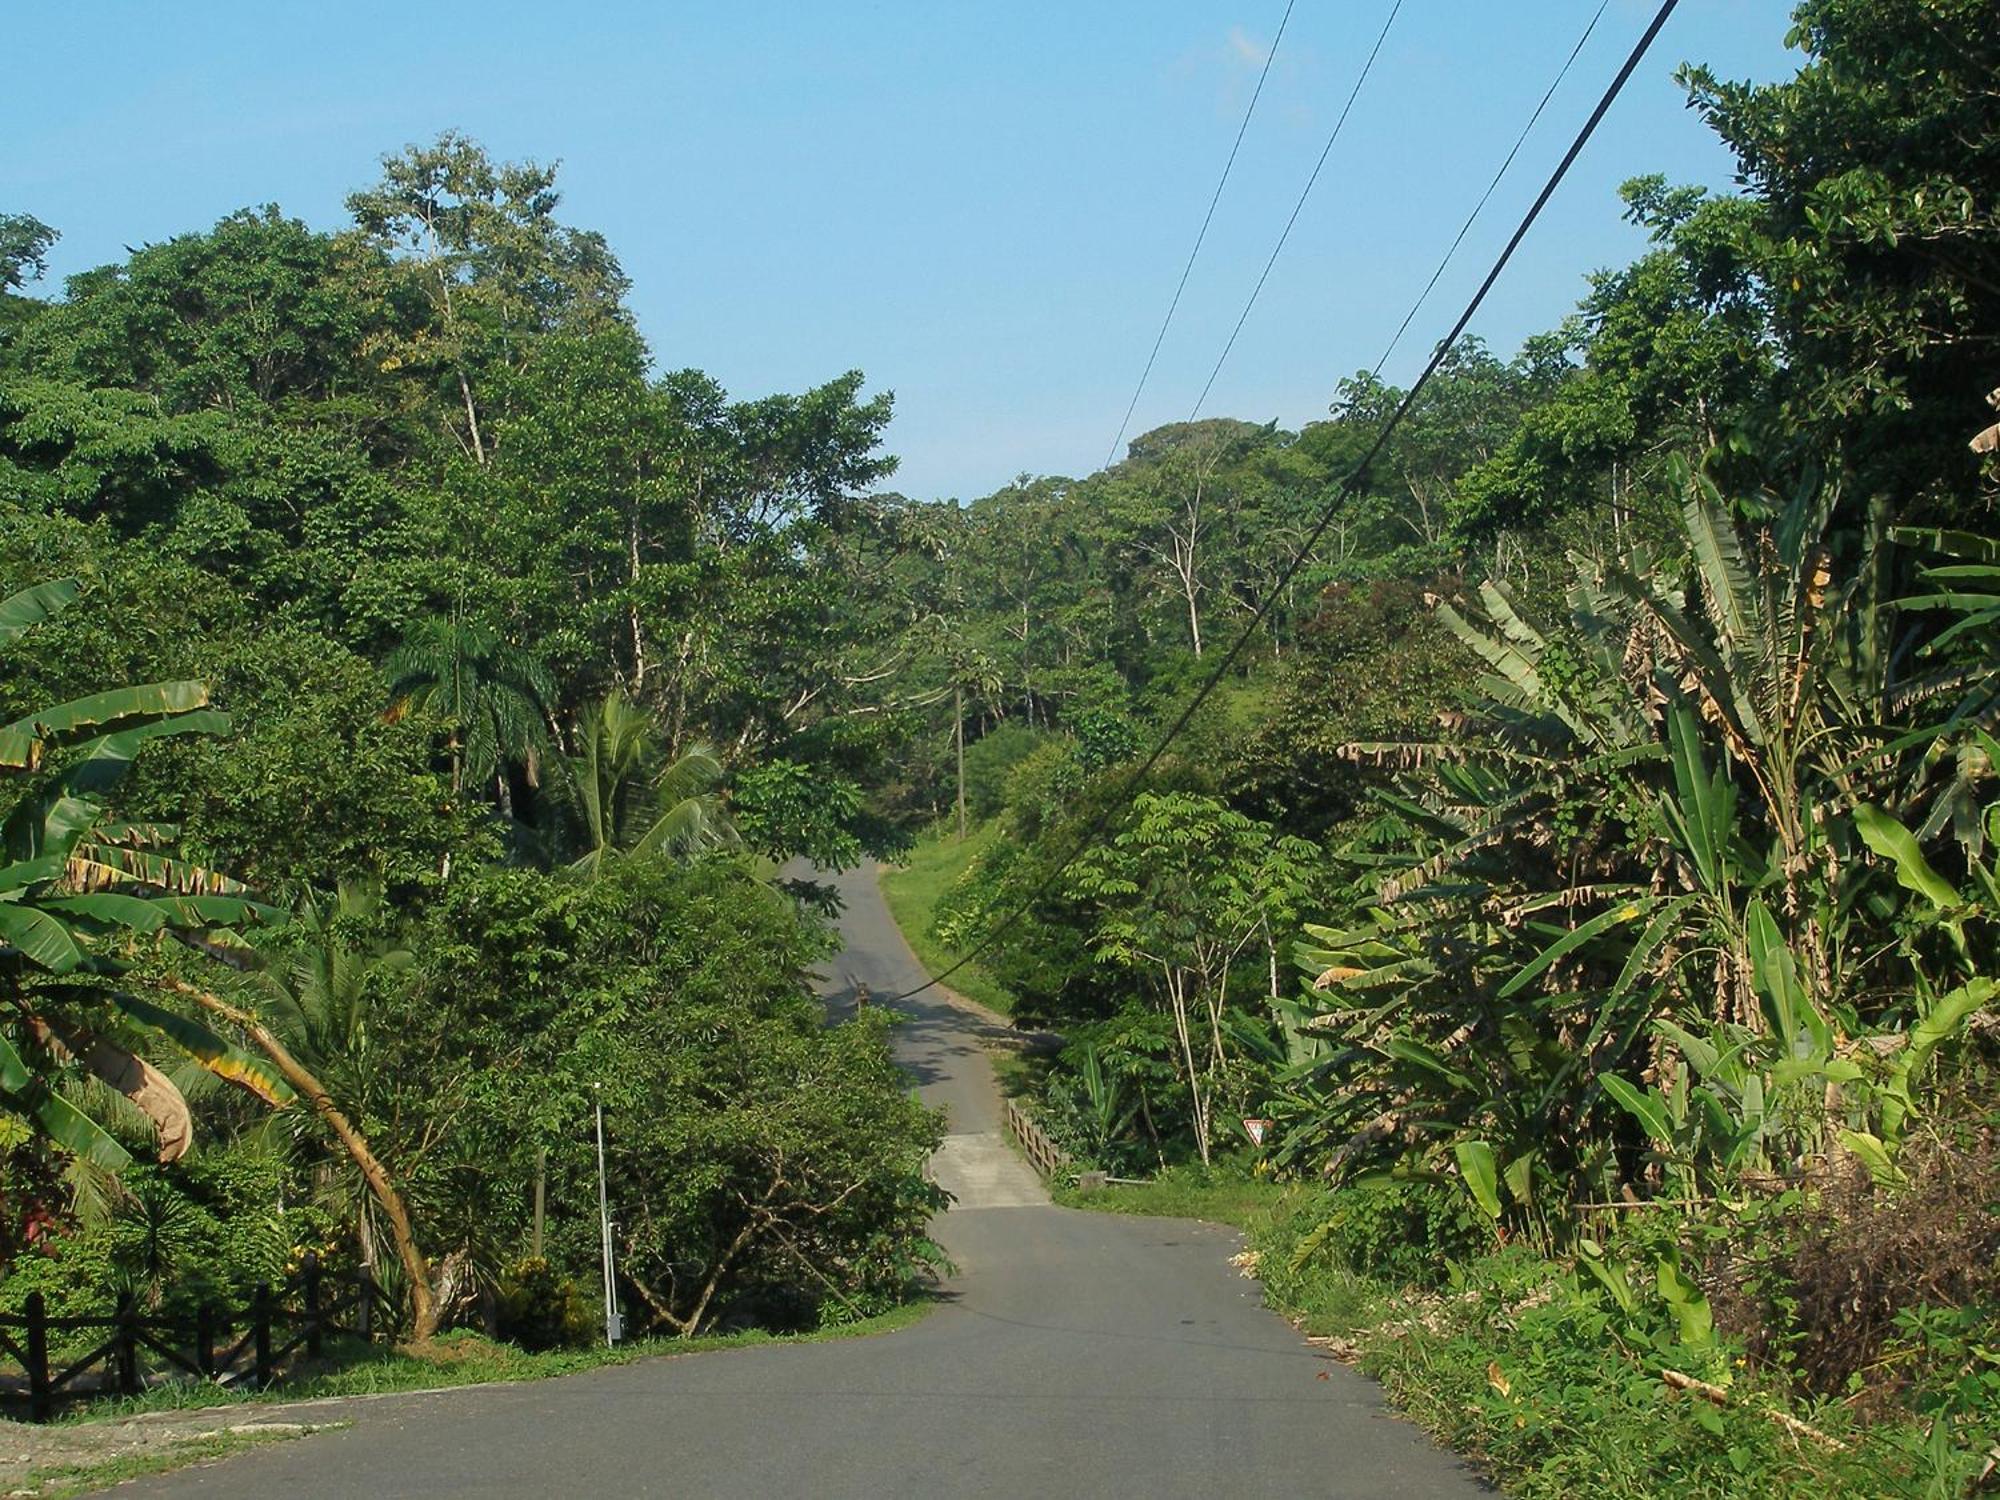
[114, 1292, 141, 1397]
[357, 1272, 374, 1340]
[25, 1291, 51, 1423]
[302, 1252, 323, 1358]
[252, 1282, 273, 1389]
[196, 1301, 217, 1379]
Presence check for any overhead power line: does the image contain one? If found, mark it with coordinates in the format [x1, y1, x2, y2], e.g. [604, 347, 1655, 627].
[1187, 0, 1404, 425]
[1366, 0, 1610, 381]
[1105, 1, 1299, 471]
[888, 0, 1684, 1005]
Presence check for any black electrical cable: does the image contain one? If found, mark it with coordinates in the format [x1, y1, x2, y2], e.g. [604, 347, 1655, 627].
[887, 0, 1683, 1004]
[1105, 0, 1299, 471]
[1186, 0, 1403, 424]
[1366, 0, 1610, 382]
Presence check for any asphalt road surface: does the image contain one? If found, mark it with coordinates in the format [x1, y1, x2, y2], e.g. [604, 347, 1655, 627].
[131, 864, 1484, 1499]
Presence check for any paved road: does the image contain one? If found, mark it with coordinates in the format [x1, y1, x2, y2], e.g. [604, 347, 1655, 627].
[133, 864, 1483, 1498]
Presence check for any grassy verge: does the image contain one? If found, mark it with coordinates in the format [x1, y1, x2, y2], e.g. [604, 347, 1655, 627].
[879, 821, 1017, 1017]
[20, 1426, 320, 1500]
[47, 1298, 933, 1424]
[1065, 1170, 1972, 1497]
[1053, 1167, 1275, 1227]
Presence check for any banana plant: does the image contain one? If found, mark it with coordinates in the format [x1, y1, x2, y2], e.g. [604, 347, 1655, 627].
[0, 579, 288, 1168]
[1289, 469, 1984, 1211]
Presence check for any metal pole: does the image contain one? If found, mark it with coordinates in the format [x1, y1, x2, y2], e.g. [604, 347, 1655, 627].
[595, 1092, 621, 1346]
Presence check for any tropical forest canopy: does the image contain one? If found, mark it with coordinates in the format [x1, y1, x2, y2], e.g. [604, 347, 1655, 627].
[0, 1, 1996, 1480]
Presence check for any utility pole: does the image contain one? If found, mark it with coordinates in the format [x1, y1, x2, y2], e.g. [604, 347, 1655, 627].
[531, 1146, 546, 1260]
[594, 1089, 622, 1346]
[954, 683, 967, 841]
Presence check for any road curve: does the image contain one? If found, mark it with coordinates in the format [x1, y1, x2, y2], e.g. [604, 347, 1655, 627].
[130, 864, 1484, 1499]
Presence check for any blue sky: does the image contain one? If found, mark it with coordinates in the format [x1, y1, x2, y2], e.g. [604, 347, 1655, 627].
[6, 3, 1795, 501]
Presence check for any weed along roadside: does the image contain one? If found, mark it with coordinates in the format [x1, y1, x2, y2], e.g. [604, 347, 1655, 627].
[1047, 1171, 1985, 1497]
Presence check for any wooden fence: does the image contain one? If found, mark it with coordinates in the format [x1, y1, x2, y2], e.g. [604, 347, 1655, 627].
[1002, 1098, 1070, 1180]
[0, 1254, 383, 1422]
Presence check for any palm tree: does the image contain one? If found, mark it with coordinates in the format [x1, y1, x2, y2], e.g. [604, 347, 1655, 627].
[558, 690, 732, 878]
[385, 616, 553, 810]
[162, 878, 447, 1338]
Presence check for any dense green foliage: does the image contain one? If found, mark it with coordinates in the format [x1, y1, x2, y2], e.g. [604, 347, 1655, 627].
[2, 2, 1994, 1487]
[0, 135, 940, 1348]
[879, 5, 1997, 1488]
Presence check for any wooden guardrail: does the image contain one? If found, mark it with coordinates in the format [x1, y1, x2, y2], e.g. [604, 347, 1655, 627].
[1002, 1098, 1071, 1180]
[0, 1253, 383, 1421]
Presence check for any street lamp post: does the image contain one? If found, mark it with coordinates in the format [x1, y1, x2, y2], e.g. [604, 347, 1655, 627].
[595, 1087, 622, 1346]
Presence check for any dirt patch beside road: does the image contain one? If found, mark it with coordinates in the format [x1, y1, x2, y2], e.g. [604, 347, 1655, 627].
[1, 1410, 330, 1497]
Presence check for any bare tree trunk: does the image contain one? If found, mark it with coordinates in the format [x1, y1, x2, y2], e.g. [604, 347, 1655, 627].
[457, 369, 487, 467]
[1165, 968, 1211, 1167]
[627, 509, 648, 689]
[955, 684, 967, 841]
[171, 981, 440, 1341]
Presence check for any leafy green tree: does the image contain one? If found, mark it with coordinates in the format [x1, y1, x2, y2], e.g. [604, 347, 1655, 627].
[1683, 0, 2000, 522]
[0, 213, 57, 293]
[402, 858, 944, 1336]
[1447, 186, 1772, 549]
[1070, 792, 1318, 1164]
[345, 132, 629, 467]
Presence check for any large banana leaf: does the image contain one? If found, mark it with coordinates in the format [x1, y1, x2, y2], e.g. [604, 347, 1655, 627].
[0, 902, 90, 973]
[40, 890, 275, 933]
[0, 1034, 134, 1168]
[1853, 803, 1959, 912]
[1453, 1139, 1503, 1222]
[1682, 470, 1760, 662]
[3, 789, 102, 864]
[0, 853, 70, 895]
[1600, 1072, 1674, 1147]
[0, 578, 81, 643]
[110, 992, 296, 1107]
[1878, 979, 1996, 1139]
[1660, 706, 1738, 896]
[64, 844, 251, 897]
[0, 681, 214, 769]
[1745, 898, 1832, 1060]
[1498, 898, 1659, 1000]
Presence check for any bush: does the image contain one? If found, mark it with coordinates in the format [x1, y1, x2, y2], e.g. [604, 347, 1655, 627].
[1273, 1179, 1487, 1291]
[496, 1257, 595, 1351]
[0, 1149, 340, 1325]
[961, 723, 1046, 821]
[1706, 1132, 2000, 1403]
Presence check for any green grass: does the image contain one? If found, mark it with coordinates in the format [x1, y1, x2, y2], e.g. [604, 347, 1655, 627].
[989, 1045, 1054, 1101]
[879, 821, 1017, 1017]
[58, 1298, 933, 1424]
[1054, 1166, 1285, 1228]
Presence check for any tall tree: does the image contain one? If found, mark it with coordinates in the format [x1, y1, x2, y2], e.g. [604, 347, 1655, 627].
[385, 616, 552, 807]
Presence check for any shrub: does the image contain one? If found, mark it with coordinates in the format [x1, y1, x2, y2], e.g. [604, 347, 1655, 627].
[960, 723, 1046, 821]
[1707, 1132, 2000, 1403]
[1276, 1179, 1487, 1290]
[496, 1257, 595, 1351]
